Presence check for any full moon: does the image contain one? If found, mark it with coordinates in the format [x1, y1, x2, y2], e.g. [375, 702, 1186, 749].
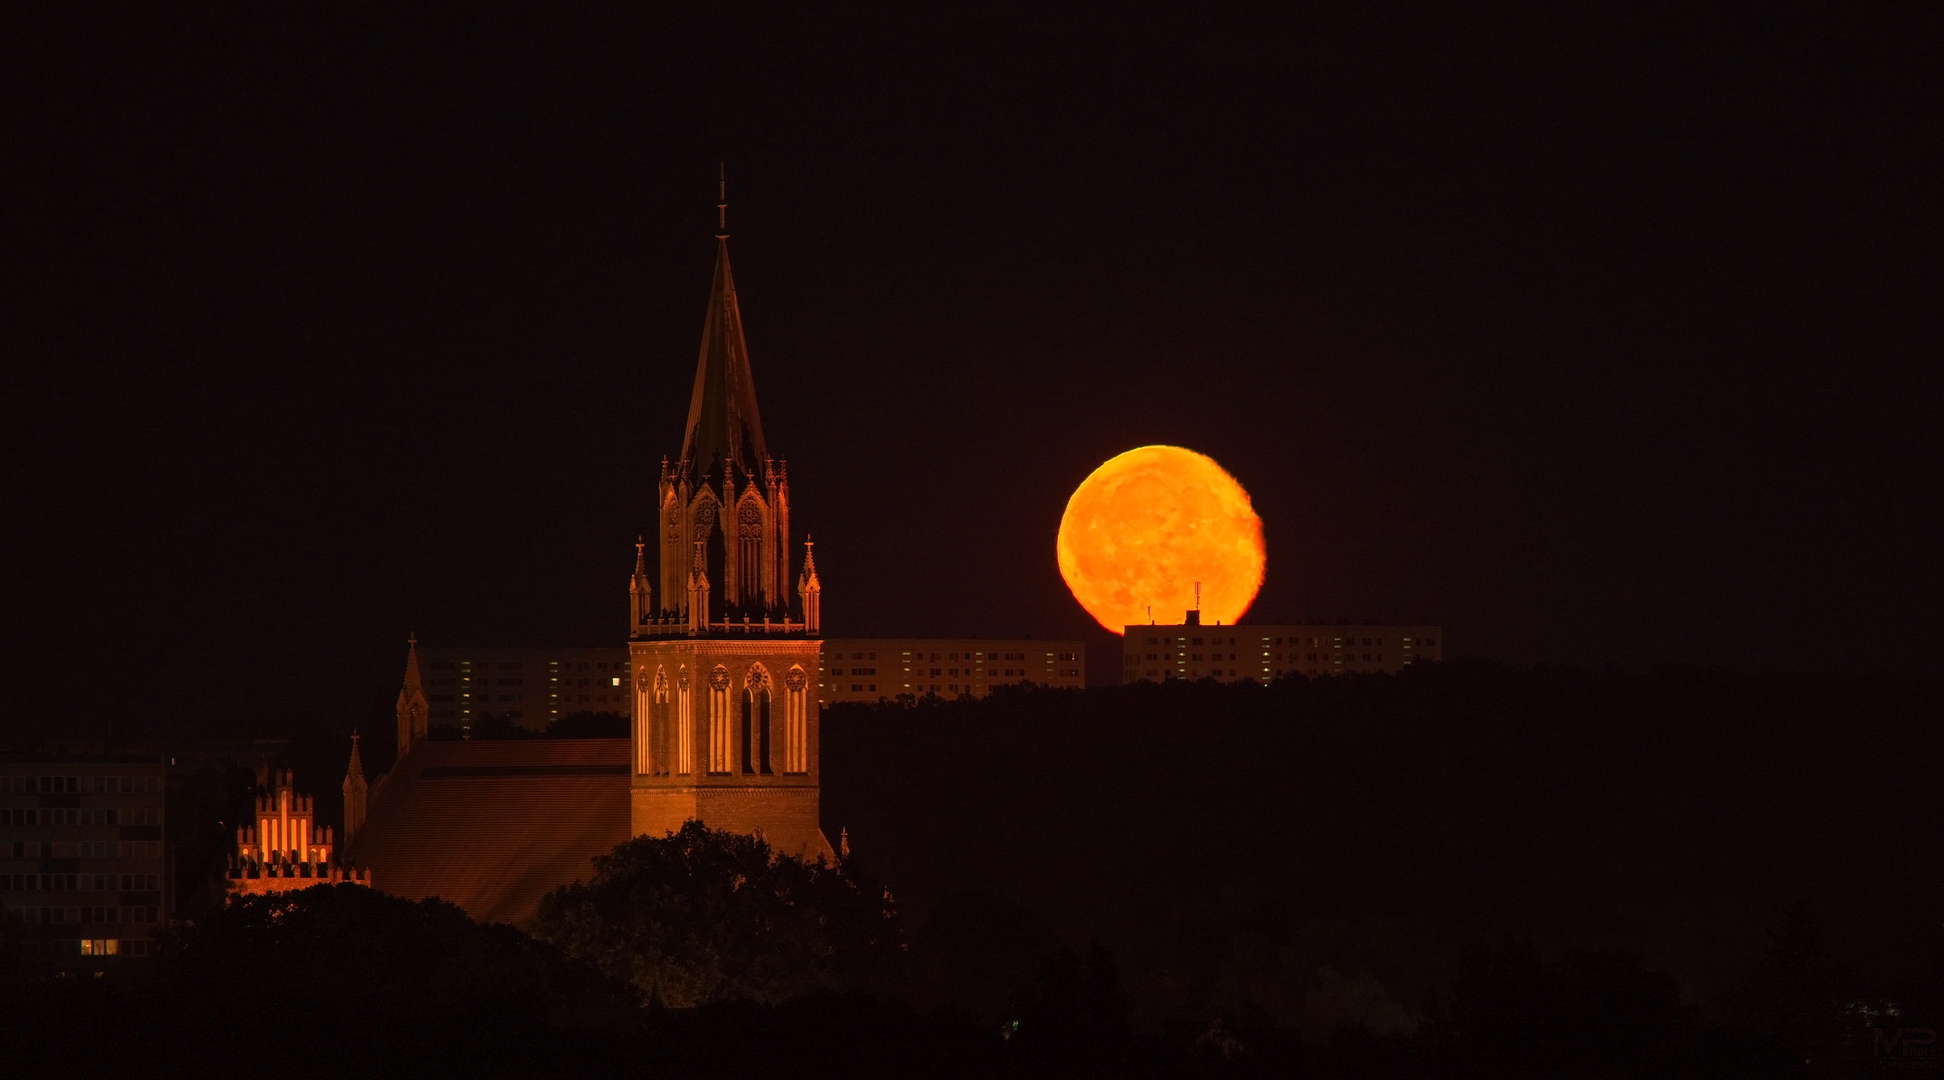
[1056, 445, 1266, 634]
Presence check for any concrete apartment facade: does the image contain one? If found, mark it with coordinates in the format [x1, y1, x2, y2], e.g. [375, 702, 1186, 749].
[0, 753, 167, 964]
[1121, 620, 1442, 682]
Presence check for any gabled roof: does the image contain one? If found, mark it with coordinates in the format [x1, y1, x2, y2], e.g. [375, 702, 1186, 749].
[349, 739, 630, 926]
[678, 239, 768, 486]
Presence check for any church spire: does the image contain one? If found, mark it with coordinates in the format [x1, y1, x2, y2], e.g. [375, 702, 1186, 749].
[341, 731, 368, 847]
[679, 204, 767, 488]
[396, 635, 429, 759]
[629, 535, 654, 635]
[799, 538, 821, 636]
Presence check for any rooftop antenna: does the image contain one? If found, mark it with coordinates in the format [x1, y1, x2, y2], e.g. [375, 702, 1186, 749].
[716, 162, 728, 239]
[1195, 581, 1201, 612]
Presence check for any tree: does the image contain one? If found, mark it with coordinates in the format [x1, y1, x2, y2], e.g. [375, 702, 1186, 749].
[532, 821, 904, 1007]
[162, 883, 624, 1021]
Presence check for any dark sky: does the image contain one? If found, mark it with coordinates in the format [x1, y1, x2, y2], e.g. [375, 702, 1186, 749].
[5, 7, 1938, 737]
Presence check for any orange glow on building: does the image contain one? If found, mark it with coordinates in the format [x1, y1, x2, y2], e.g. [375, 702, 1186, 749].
[228, 756, 370, 896]
[1057, 446, 1265, 634]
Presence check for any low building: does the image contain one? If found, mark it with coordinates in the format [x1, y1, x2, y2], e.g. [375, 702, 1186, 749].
[820, 639, 1086, 703]
[0, 753, 166, 961]
[1121, 617, 1442, 682]
[227, 755, 370, 897]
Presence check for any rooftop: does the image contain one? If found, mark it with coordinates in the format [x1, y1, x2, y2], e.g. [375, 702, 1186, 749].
[349, 738, 630, 926]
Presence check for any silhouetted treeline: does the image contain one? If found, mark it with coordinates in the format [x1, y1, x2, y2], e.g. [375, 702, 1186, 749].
[822, 663, 1943, 1044]
[9, 664, 1941, 1074]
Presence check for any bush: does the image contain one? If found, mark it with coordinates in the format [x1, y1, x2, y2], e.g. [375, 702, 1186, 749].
[533, 821, 905, 1007]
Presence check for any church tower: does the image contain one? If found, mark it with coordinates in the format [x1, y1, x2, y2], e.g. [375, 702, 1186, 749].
[627, 196, 829, 860]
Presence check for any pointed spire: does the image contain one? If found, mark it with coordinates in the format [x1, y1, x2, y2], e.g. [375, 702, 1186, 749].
[344, 731, 365, 787]
[400, 634, 423, 694]
[342, 730, 368, 847]
[396, 635, 429, 759]
[630, 536, 655, 636]
[799, 537, 821, 635]
[679, 201, 767, 488]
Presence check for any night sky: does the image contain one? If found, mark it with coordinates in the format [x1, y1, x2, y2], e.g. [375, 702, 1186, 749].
[6, 8, 1938, 738]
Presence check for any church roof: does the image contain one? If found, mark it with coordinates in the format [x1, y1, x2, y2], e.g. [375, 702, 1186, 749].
[679, 238, 768, 486]
[349, 738, 630, 926]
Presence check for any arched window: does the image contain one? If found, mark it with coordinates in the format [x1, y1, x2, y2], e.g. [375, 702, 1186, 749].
[676, 666, 694, 775]
[634, 665, 661, 776]
[652, 668, 670, 776]
[737, 497, 765, 605]
[743, 664, 772, 774]
[783, 665, 809, 774]
[707, 665, 731, 774]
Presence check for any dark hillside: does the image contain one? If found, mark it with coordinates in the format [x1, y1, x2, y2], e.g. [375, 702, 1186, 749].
[821, 663, 1944, 1023]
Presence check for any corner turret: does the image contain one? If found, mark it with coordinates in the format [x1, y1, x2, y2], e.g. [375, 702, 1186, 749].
[799, 538, 821, 636]
[396, 635, 429, 759]
[342, 731, 368, 847]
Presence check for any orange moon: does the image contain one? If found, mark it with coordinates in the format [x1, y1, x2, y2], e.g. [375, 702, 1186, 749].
[1057, 446, 1265, 634]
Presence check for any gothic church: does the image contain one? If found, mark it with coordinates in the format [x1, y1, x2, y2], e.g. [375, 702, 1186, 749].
[348, 220, 831, 924]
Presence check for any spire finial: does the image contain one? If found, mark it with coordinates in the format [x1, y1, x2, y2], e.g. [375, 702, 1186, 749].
[716, 162, 728, 238]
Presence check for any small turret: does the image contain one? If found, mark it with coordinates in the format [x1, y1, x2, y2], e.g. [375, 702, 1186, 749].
[629, 536, 655, 636]
[799, 538, 821, 636]
[688, 540, 711, 634]
[342, 731, 368, 847]
[396, 635, 429, 759]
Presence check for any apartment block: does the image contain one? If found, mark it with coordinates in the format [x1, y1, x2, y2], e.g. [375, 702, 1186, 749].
[419, 647, 634, 730]
[822, 639, 1086, 703]
[1121, 619, 1442, 682]
[0, 753, 167, 963]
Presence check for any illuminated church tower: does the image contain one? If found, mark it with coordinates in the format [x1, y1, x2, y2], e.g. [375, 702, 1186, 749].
[627, 195, 830, 860]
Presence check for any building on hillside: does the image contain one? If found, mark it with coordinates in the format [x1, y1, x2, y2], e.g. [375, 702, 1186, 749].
[417, 645, 637, 732]
[414, 635, 1090, 718]
[0, 753, 166, 961]
[1121, 615, 1442, 682]
[820, 639, 1086, 703]
[227, 754, 370, 897]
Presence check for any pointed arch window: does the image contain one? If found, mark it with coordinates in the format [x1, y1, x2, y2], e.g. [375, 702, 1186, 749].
[742, 663, 772, 775]
[783, 665, 809, 774]
[737, 496, 766, 606]
[676, 666, 694, 775]
[707, 666, 732, 774]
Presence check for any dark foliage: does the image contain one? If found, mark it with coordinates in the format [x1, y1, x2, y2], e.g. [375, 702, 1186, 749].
[533, 821, 906, 1007]
[161, 883, 628, 1019]
[823, 664, 1944, 1035]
